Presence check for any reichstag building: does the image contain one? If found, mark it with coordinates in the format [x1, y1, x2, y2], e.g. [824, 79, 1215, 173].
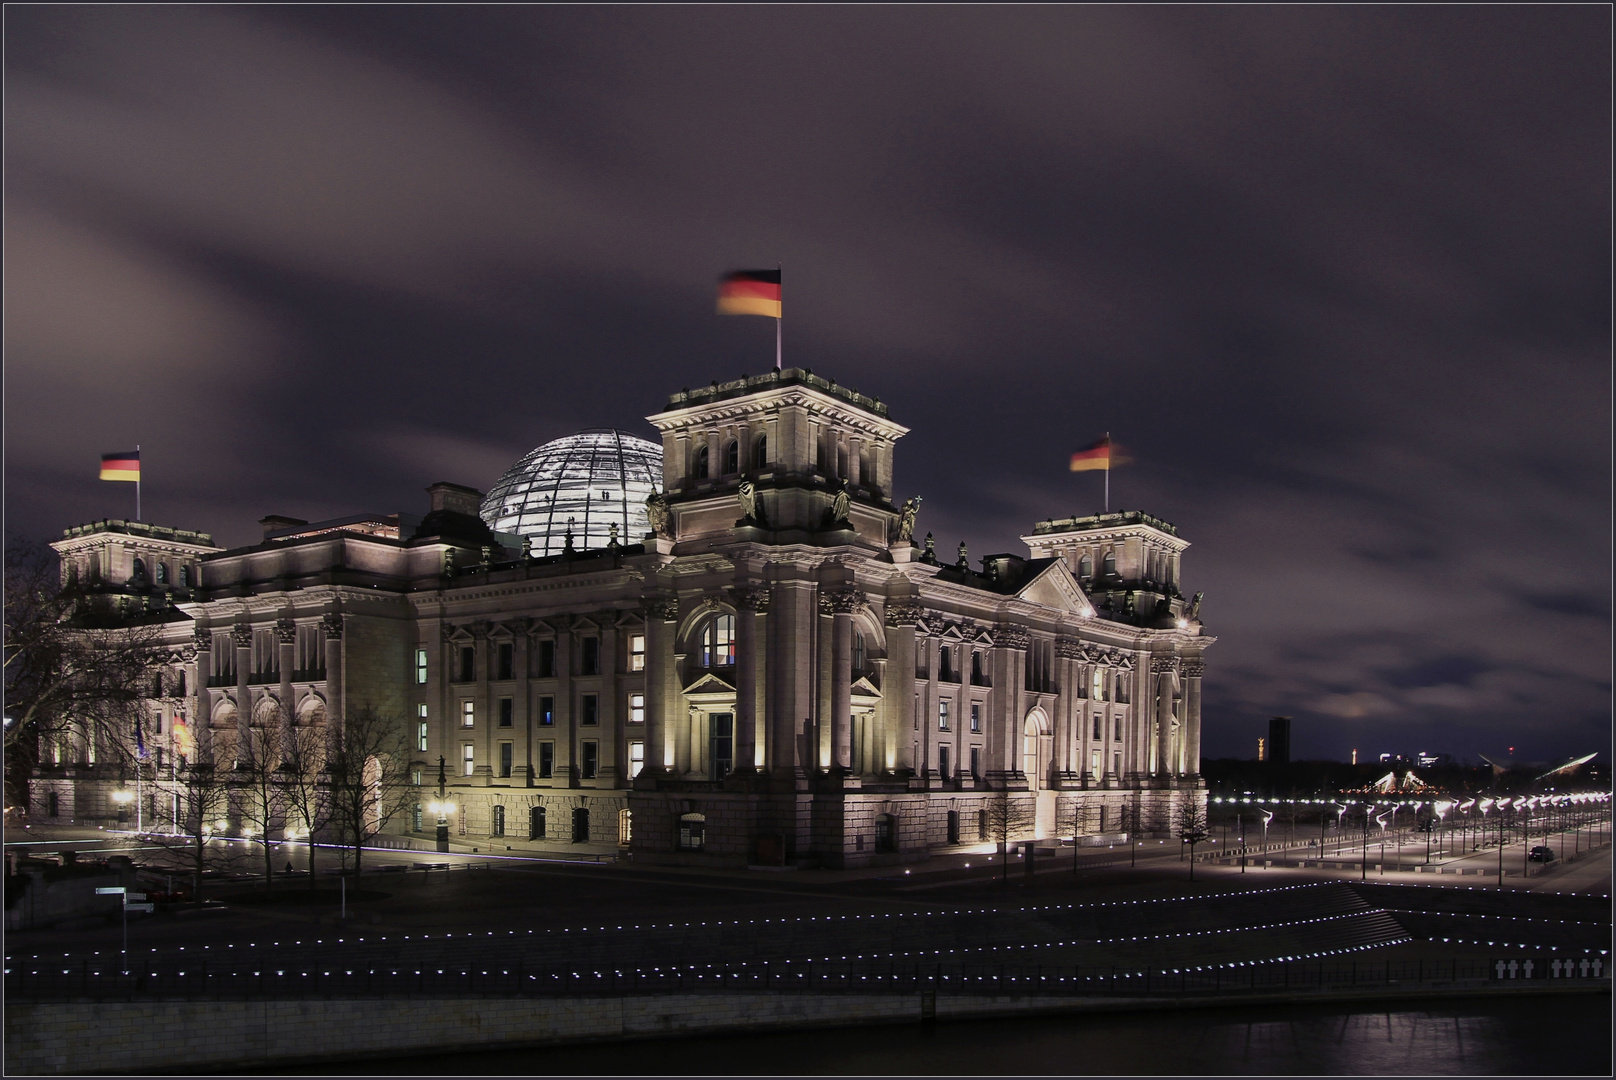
[38, 368, 1212, 867]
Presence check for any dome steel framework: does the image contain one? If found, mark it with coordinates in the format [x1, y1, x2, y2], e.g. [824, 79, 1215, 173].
[480, 429, 663, 556]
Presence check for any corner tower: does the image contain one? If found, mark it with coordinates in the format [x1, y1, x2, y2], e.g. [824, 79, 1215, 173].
[645, 369, 909, 551]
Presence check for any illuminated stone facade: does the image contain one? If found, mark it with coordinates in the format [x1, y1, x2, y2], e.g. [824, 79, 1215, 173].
[34, 369, 1211, 868]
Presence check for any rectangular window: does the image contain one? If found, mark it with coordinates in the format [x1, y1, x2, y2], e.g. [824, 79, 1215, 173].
[629, 741, 645, 778]
[459, 646, 475, 683]
[970, 746, 981, 779]
[1091, 667, 1109, 702]
[462, 744, 475, 776]
[1113, 751, 1121, 775]
[1093, 714, 1102, 740]
[538, 742, 554, 779]
[411, 767, 423, 787]
[581, 693, 599, 726]
[969, 703, 981, 733]
[629, 693, 645, 724]
[417, 722, 428, 753]
[581, 741, 599, 780]
[497, 642, 513, 681]
[937, 700, 950, 731]
[461, 701, 474, 728]
[415, 648, 428, 684]
[498, 697, 513, 728]
[412, 803, 423, 832]
[629, 634, 646, 672]
[1091, 749, 1101, 777]
[581, 637, 600, 675]
[536, 640, 556, 678]
[498, 742, 513, 778]
[938, 645, 953, 681]
[938, 745, 950, 779]
[419, 703, 428, 718]
[538, 695, 555, 726]
[1115, 720, 1123, 743]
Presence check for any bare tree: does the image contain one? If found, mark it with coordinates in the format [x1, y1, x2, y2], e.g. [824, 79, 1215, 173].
[153, 762, 232, 898]
[324, 705, 411, 883]
[982, 790, 1035, 882]
[5, 537, 176, 804]
[1176, 796, 1210, 881]
[279, 722, 331, 888]
[235, 721, 291, 887]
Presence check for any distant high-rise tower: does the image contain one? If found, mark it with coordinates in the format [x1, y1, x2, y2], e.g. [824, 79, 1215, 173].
[1268, 716, 1292, 765]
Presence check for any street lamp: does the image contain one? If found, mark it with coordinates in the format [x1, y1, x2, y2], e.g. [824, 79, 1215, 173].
[430, 754, 453, 853]
[1257, 808, 1274, 869]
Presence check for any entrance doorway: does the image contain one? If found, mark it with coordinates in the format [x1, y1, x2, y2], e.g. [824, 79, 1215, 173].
[571, 806, 589, 843]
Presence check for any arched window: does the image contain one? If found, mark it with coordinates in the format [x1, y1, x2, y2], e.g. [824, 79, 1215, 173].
[977, 808, 989, 842]
[571, 806, 590, 843]
[702, 615, 735, 666]
[492, 805, 506, 837]
[131, 557, 147, 581]
[852, 631, 865, 675]
[529, 805, 547, 840]
[178, 564, 191, 587]
[1101, 550, 1116, 577]
[1077, 553, 1092, 578]
[694, 445, 710, 479]
[723, 441, 739, 475]
[946, 810, 960, 845]
[678, 812, 706, 851]
[753, 435, 768, 470]
[154, 562, 168, 585]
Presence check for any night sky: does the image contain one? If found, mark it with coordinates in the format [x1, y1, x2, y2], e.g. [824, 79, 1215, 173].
[6, 8, 1609, 765]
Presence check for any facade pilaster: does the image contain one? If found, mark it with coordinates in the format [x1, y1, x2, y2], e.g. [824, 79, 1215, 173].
[825, 588, 859, 772]
[883, 599, 922, 776]
[231, 624, 252, 765]
[640, 595, 678, 779]
[732, 587, 769, 773]
[190, 627, 212, 763]
[275, 619, 296, 760]
[322, 612, 344, 735]
[1182, 658, 1204, 777]
[1152, 655, 1178, 778]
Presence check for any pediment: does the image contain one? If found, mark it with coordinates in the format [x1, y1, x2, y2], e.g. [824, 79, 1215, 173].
[682, 671, 736, 697]
[939, 624, 965, 641]
[570, 615, 601, 632]
[613, 611, 646, 630]
[1016, 559, 1095, 616]
[850, 675, 883, 701]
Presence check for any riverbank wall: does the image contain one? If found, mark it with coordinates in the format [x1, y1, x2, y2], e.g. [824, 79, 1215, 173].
[7, 983, 1608, 1074]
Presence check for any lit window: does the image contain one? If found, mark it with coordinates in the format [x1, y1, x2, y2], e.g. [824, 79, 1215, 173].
[462, 744, 475, 776]
[1102, 550, 1116, 577]
[1091, 668, 1108, 701]
[629, 693, 645, 724]
[938, 701, 950, 731]
[538, 696, 555, 725]
[970, 703, 982, 733]
[461, 701, 474, 727]
[417, 722, 428, 753]
[629, 741, 645, 778]
[629, 634, 646, 671]
[1077, 553, 1092, 578]
[703, 616, 735, 666]
[179, 565, 191, 587]
[411, 767, 423, 787]
[852, 631, 865, 675]
[415, 649, 428, 684]
[154, 562, 168, 585]
[678, 812, 706, 851]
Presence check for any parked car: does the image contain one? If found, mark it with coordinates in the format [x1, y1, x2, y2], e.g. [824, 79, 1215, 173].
[1528, 845, 1555, 862]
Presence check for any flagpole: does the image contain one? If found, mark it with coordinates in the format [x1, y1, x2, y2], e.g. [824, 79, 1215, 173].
[135, 443, 141, 522]
[1103, 432, 1109, 513]
[775, 263, 782, 370]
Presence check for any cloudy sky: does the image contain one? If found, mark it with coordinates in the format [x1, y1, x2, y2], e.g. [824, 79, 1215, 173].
[6, 7, 1609, 764]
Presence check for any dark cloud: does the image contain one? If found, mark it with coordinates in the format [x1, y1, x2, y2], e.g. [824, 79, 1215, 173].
[5, 7, 1608, 765]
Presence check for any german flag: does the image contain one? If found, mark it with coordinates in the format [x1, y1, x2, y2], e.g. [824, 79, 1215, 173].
[100, 451, 140, 482]
[1071, 436, 1131, 472]
[717, 269, 781, 318]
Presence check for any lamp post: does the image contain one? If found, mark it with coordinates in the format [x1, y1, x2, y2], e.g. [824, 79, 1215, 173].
[1257, 808, 1274, 870]
[431, 756, 452, 854]
[111, 788, 133, 831]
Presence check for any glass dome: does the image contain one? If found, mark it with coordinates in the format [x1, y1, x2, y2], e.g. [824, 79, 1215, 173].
[480, 429, 663, 556]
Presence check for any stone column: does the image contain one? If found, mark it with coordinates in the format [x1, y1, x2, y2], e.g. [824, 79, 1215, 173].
[992, 625, 1031, 787]
[882, 599, 921, 777]
[1152, 656, 1178, 778]
[640, 595, 678, 779]
[767, 572, 814, 779]
[1056, 638, 1082, 784]
[513, 628, 533, 785]
[1182, 659, 1204, 778]
[275, 620, 297, 762]
[826, 589, 859, 772]
[554, 621, 574, 785]
[190, 627, 212, 764]
[322, 612, 344, 736]
[231, 625, 252, 765]
[732, 587, 769, 774]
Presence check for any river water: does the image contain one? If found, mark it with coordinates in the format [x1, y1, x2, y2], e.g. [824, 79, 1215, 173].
[248, 991, 1609, 1076]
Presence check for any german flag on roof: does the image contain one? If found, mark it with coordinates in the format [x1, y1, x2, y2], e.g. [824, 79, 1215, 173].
[717, 269, 781, 318]
[100, 451, 140, 482]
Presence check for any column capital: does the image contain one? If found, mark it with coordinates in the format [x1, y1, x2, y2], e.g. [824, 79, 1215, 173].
[1181, 658, 1205, 678]
[819, 586, 863, 616]
[992, 624, 1030, 651]
[193, 627, 212, 652]
[274, 619, 297, 645]
[1055, 636, 1083, 660]
[321, 613, 345, 640]
[230, 625, 253, 649]
[643, 594, 680, 622]
[732, 586, 772, 613]
[1151, 655, 1180, 675]
[883, 599, 924, 627]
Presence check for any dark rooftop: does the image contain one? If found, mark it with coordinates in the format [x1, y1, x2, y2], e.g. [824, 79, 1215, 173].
[662, 368, 889, 418]
[1031, 509, 1179, 538]
[59, 520, 217, 547]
